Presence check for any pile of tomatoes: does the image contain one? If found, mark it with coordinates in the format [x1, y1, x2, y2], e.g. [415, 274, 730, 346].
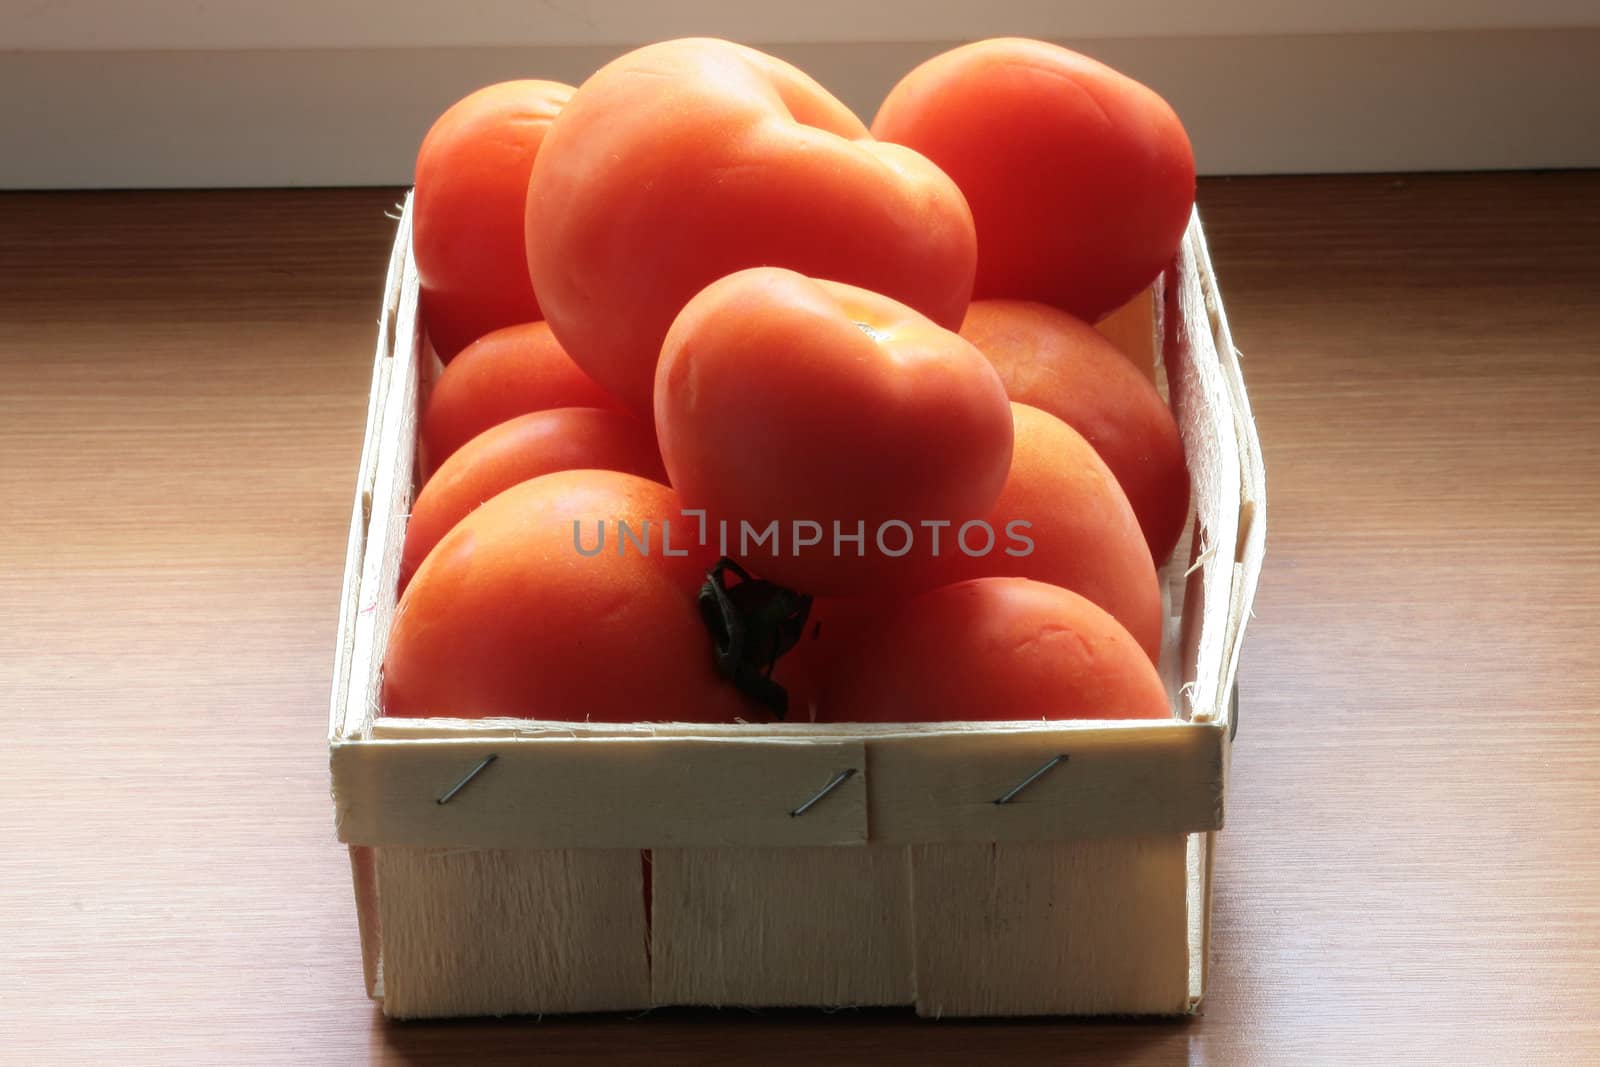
[382, 37, 1196, 725]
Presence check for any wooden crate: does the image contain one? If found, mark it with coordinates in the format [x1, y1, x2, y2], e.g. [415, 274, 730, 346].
[327, 195, 1266, 1019]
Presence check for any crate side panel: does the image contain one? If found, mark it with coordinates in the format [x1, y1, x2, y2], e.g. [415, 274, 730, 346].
[368, 715, 1187, 741]
[333, 727, 1217, 851]
[332, 737, 868, 850]
[343, 215, 422, 740]
[1187, 830, 1216, 1009]
[910, 837, 1191, 1016]
[1191, 219, 1268, 739]
[1165, 214, 1244, 724]
[866, 721, 1225, 844]
[651, 846, 914, 1007]
[375, 846, 650, 1019]
[329, 198, 409, 743]
[348, 845, 382, 998]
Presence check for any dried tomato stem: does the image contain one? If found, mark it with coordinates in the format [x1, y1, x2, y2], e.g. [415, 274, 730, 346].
[697, 557, 812, 718]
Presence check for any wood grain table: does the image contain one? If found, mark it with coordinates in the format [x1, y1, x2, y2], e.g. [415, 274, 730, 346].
[3, 173, 1597, 1064]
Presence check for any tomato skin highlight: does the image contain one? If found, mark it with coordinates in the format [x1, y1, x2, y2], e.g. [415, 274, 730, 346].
[872, 38, 1195, 323]
[527, 38, 977, 421]
[419, 321, 620, 475]
[383, 470, 747, 723]
[655, 268, 1013, 597]
[400, 407, 667, 591]
[959, 299, 1190, 565]
[816, 577, 1170, 723]
[414, 80, 574, 361]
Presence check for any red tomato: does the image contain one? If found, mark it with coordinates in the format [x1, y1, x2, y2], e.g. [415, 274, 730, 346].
[527, 38, 977, 420]
[399, 407, 666, 590]
[770, 596, 876, 723]
[872, 39, 1194, 323]
[959, 299, 1191, 565]
[418, 321, 619, 475]
[414, 80, 574, 361]
[816, 578, 1170, 722]
[935, 403, 1165, 662]
[655, 268, 1013, 597]
[383, 470, 746, 722]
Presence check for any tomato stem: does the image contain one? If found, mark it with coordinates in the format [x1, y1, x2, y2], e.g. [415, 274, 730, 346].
[697, 557, 812, 718]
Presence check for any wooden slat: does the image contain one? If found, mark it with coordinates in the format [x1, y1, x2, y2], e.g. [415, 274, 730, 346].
[347, 845, 382, 999]
[1166, 213, 1244, 725]
[1190, 218, 1268, 740]
[368, 715, 1187, 741]
[909, 837, 1192, 1017]
[1192, 830, 1217, 1009]
[332, 737, 868, 849]
[1184, 831, 1205, 1008]
[375, 846, 650, 1019]
[340, 199, 421, 741]
[865, 721, 1225, 844]
[1157, 511, 1198, 711]
[333, 722, 1222, 850]
[650, 846, 914, 1007]
[326, 196, 408, 743]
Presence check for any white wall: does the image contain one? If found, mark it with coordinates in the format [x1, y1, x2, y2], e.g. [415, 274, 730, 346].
[8, 1, 1598, 48]
[2, 5, 1598, 188]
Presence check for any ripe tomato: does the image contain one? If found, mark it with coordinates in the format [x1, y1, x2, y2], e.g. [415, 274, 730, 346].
[414, 80, 574, 361]
[872, 39, 1194, 323]
[937, 403, 1164, 663]
[527, 38, 977, 420]
[816, 577, 1170, 722]
[655, 268, 1013, 597]
[383, 470, 746, 722]
[959, 299, 1190, 565]
[399, 407, 666, 590]
[418, 321, 619, 475]
[771, 596, 879, 723]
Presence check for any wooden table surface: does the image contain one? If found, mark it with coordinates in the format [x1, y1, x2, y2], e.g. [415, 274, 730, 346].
[3, 173, 1597, 1064]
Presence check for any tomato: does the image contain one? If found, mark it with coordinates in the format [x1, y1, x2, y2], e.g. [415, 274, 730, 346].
[418, 321, 619, 475]
[771, 596, 877, 723]
[527, 38, 977, 421]
[934, 403, 1164, 662]
[383, 470, 747, 722]
[655, 268, 1013, 597]
[872, 39, 1194, 323]
[400, 407, 666, 590]
[414, 80, 574, 361]
[959, 299, 1190, 565]
[815, 578, 1170, 722]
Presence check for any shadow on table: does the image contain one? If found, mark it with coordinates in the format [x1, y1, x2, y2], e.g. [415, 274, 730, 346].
[375, 1004, 1198, 1066]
